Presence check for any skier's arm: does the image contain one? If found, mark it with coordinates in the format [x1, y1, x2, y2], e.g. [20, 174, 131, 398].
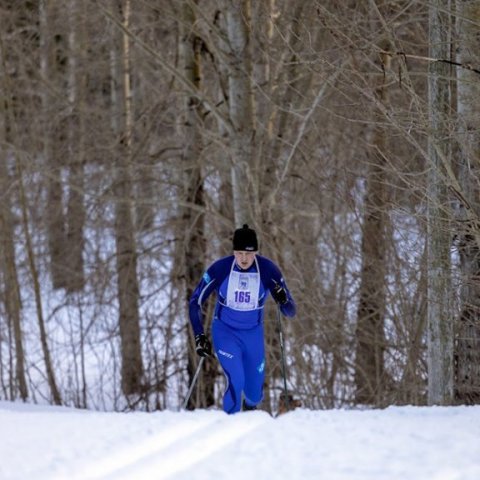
[188, 266, 217, 336]
[267, 262, 296, 317]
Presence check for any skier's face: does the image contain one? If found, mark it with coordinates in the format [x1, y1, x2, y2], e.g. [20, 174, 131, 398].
[234, 251, 256, 270]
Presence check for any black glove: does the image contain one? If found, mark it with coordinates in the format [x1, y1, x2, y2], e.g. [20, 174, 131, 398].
[195, 334, 212, 357]
[271, 282, 288, 305]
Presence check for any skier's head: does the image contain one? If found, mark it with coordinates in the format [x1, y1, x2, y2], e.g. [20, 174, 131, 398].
[233, 224, 258, 270]
[233, 224, 258, 252]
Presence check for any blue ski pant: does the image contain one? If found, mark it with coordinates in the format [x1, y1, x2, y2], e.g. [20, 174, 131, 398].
[212, 320, 265, 414]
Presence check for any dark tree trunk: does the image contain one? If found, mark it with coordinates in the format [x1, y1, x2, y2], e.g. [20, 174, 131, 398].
[354, 33, 390, 405]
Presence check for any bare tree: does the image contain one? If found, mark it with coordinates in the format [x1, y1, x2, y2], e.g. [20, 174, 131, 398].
[111, 0, 144, 396]
[64, 0, 86, 293]
[222, 0, 257, 226]
[454, 0, 480, 404]
[16, 154, 62, 405]
[353, 9, 392, 405]
[427, 0, 453, 405]
[353, 83, 389, 405]
[0, 98, 28, 401]
[176, 0, 217, 409]
[40, 0, 69, 290]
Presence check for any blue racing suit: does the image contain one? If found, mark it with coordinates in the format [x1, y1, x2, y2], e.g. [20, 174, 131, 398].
[189, 255, 296, 413]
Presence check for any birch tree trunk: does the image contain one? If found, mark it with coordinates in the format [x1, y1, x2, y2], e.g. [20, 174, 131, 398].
[427, 0, 453, 405]
[212, 10, 235, 248]
[223, 0, 257, 227]
[454, 0, 480, 404]
[112, 0, 144, 396]
[259, 2, 305, 249]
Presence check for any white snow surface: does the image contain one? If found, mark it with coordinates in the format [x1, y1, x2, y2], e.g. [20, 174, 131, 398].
[0, 401, 479, 480]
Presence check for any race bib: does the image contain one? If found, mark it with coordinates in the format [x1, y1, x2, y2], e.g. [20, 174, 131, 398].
[226, 262, 260, 311]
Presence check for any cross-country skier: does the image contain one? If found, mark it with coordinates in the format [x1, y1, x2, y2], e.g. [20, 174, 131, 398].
[189, 224, 296, 414]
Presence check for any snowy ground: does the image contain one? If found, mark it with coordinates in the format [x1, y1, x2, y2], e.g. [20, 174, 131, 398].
[0, 401, 479, 480]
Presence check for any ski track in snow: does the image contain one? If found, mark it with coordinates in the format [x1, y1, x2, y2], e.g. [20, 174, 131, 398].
[66, 410, 271, 480]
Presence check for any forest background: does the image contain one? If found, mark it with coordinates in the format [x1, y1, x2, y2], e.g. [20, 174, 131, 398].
[0, 0, 479, 413]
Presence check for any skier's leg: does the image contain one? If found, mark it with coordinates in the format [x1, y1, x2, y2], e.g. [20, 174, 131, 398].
[242, 324, 265, 408]
[212, 321, 244, 414]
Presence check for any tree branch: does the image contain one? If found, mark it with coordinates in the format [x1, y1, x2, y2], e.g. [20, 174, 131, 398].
[380, 50, 480, 76]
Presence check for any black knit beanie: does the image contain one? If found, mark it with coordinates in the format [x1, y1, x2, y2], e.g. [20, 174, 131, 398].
[232, 224, 258, 252]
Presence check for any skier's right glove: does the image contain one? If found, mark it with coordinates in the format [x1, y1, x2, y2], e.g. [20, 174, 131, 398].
[195, 334, 212, 357]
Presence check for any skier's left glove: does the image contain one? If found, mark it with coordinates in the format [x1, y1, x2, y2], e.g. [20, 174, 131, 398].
[195, 334, 212, 357]
[271, 282, 288, 305]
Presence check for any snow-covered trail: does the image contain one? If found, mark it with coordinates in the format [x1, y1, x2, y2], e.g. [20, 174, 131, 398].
[72, 410, 270, 480]
[0, 401, 479, 480]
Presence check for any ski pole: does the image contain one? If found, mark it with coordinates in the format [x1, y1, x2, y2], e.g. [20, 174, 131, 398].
[182, 356, 205, 410]
[276, 306, 290, 412]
